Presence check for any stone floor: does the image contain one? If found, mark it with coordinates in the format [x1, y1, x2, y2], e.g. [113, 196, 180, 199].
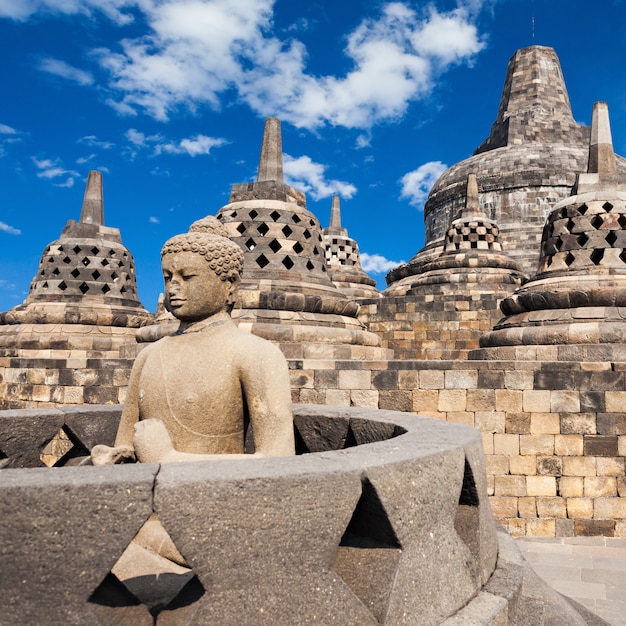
[516, 536, 626, 626]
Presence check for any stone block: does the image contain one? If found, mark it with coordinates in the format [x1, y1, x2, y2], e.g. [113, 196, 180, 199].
[325, 390, 351, 406]
[620, 435, 626, 457]
[504, 370, 534, 390]
[554, 435, 583, 456]
[522, 391, 551, 413]
[562, 456, 597, 477]
[526, 476, 556, 497]
[444, 370, 478, 389]
[482, 433, 494, 455]
[494, 433, 519, 456]
[314, 370, 339, 390]
[466, 389, 496, 412]
[519, 435, 554, 456]
[525, 519, 556, 537]
[505, 413, 531, 434]
[574, 519, 615, 537]
[509, 455, 536, 476]
[580, 391, 605, 413]
[536, 497, 566, 518]
[605, 391, 626, 413]
[536, 456, 562, 477]
[596, 457, 625, 476]
[618, 476, 626, 497]
[584, 477, 617, 497]
[567, 498, 593, 519]
[349, 390, 379, 409]
[560, 413, 596, 435]
[412, 390, 439, 413]
[397, 370, 418, 390]
[290, 370, 314, 389]
[438, 389, 467, 412]
[558, 477, 583, 498]
[379, 391, 412, 412]
[371, 370, 398, 391]
[583, 435, 619, 457]
[495, 390, 522, 412]
[446, 412, 474, 426]
[529, 412, 560, 435]
[551, 391, 580, 413]
[594, 498, 626, 519]
[596, 413, 626, 435]
[494, 475, 526, 497]
[486, 455, 510, 476]
[490, 497, 518, 518]
[474, 411, 505, 433]
[419, 370, 444, 390]
[338, 370, 370, 390]
[518, 497, 537, 518]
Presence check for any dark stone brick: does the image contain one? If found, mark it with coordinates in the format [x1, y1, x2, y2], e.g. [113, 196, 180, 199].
[580, 391, 605, 413]
[574, 519, 615, 537]
[534, 369, 575, 390]
[583, 435, 619, 457]
[314, 370, 339, 389]
[478, 370, 505, 389]
[379, 391, 413, 412]
[372, 371, 398, 390]
[573, 371, 623, 392]
[505, 413, 531, 434]
[596, 413, 626, 435]
[83, 386, 119, 405]
[537, 457, 562, 476]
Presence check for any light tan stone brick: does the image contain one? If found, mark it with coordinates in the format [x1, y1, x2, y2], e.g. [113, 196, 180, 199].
[447, 412, 474, 426]
[518, 497, 537, 518]
[559, 477, 583, 497]
[338, 370, 370, 390]
[494, 475, 526, 497]
[596, 457, 625, 476]
[63, 386, 84, 404]
[349, 390, 379, 408]
[486, 455, 510, 476]
[606, 391, 626, 413]
[554, 435, 583, 456]
[519, 435, 554, 456]
[438, 389, 466, 412]
[412, 390, 439, 412]
[567, 498, 593, 519]
[474, 411, 505, 433]
[537, 497, 567, 518]
[31, 385, 51, 403]
[444, 370, 478, 389]
[325, 389, 351, 406]
[397, 370, 418, 390]
[495, 389, 523, 412]
[523, 390, 551, 413]
[503, 518, 526, 538]
[509, 455, 537, 475]
[490, 497, 518, 518]
[504, 370, 534, 390]
[525, 519, 556, 537]
[419, 370, 444, 390]
[482, 433, 494, 455]
[526, 476, 556, 496]
[466, 389, 496, 412]
[584, 477, 617, 497]
[562, 456, 597, 477]
[551, 390, 580, 412]
[530, 412, 560, 435]
[494, 433, 519, 456]
[619, 436, 626, 457]
[594, 498, 626, 519]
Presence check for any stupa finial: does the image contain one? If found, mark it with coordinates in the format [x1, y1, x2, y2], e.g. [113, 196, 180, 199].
[588, 101, 617, 175]
[79, 170, 104, 225]
[257, 117, 283, 183]
[330, 195, 342, 229]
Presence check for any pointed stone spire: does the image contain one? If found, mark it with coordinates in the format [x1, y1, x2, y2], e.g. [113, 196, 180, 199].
[588, 101, 617, 174]
[453, 174, 484, 221]
[257, 117, 283, 182]
[79, 170, 104, 225]
[326, 195, 348, 236]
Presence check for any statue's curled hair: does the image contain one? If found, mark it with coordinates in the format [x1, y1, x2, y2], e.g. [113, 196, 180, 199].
[161, 230, 244, 281]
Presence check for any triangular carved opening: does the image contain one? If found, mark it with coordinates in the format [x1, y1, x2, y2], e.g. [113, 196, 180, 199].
[331, 479, 402, 623]
[39, 426, 90, 467]
[454, 458, 481, 581]
[88, 513, 205, 621]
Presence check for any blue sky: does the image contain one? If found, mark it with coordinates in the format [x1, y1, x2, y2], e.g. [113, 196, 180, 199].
[1, 0, 625, 313]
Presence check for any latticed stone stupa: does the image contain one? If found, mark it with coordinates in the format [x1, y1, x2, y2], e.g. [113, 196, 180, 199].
[322, 195, 380, 299]
[0, 171, 152, 408]
[476, 101, 626, 362]
[214, 117, 387, 359]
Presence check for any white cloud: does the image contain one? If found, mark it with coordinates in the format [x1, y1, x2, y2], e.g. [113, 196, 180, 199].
[149, 216, 159, 224]
[54, 177, 76, 188]
[400, 160, 448, 209]
[125, 128, 147, 146]
[0, 123, 17, 134]
[283, 154, 357, 200]
[155, 134, 227, 157]
[32, 156, 80, 184]
[0, 0, 135, 25]
[360, 252, 404, 274]
[78, 135, 114, 149]
[0, 221, 21, 235]
[76, 154, 96, 164]
[38, 57, 94, 85]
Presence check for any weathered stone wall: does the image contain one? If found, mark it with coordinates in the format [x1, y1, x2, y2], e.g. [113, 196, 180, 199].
[289, 357, 626, 539]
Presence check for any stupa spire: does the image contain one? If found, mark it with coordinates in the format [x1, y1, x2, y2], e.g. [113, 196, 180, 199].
[329, 195, 342, 229]
[79, 170, 104, 225]
[588, 101, 617, 174]
[257, 117, 283, 183]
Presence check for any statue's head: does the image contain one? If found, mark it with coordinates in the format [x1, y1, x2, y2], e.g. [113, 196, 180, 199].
[161, 218, 244, 322]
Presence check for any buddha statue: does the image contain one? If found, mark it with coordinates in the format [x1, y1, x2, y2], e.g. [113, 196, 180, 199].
[92, 217, 295, 465]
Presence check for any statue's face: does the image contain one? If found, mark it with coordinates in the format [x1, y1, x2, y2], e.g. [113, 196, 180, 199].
[162, 251, 232, 322]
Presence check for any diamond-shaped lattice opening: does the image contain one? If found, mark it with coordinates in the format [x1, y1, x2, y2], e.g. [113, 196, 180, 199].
[79, 282, 90, 294]
[58, 281, 68, 291]
[309, 219, 316, 226]
[40, 426, 89, 467]
[111, 271, 119, 280]
[92, 270, 101, 280]
[63, 256, 72, 264]
[619, 214, 626, 229]
[313, 246, 319, 256]
[281, 225, 293, 238]
[306, 260, 315, 271]
[603, 202, 614, 213]
[248, 209, 259, 219]
[91, 246, 100, 255]
[245, 238, 256, 251]
[120, 286, 127, 294]
[620, 250, 626, 264]
[331, 479, 402, 623]
[454, 459, 481, 579]
[292, 214, 301, 223]
[590, 248, 605, 265]
[101, 258, 109, 267]
[578, 204, 588, 215]
[230, 211, 237, 218]
[303, 229, 311, 239]
[268, 239, 282, 253]
[109, 249, 117, 256]
[123, 252, 128, 258]
[118, 260, 125, 268]
[318, 234, 323, 243]
[236, 223, 247, 234]
[257, 222, 269, 236]
[554, 237, 563, 251]
[559, 208, 569, 219]
[73, 245, 82, 254]
[48, 256, 55, 263]
[576, 233, 589, 247]
[606, 231, 618, 246]
[293, 242, 303, 254]
[269, 210, 281, 221]
[88, 514, 205, 621]
[81, 257, 91, 267]
[41, 281, 48, 288]
[256, 254, 269, 268]
[102, 284, 111, 294]
[564, 252, 575, 267]
[592, 214, 605, 229]
[52, 267, 60, 275]
[565, 218, 575, 233]
[282, 256, 294, 270]
[71, 268, 81, 278]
